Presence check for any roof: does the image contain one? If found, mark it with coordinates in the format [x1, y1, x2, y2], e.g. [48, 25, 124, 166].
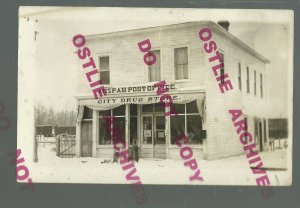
[86, 21, 270, 64]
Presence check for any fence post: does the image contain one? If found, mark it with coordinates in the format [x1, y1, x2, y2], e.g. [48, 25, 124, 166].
[33, 135, 38, 162]
[56, 136, 60, 157]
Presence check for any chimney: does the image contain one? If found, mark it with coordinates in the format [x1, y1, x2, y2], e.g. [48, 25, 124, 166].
[217, 21, 230, 31]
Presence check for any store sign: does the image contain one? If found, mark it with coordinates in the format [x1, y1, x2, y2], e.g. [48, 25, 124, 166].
[104, 84, 176, 95]
[97, 95, 179, 105]
[78, 93, 202, 107]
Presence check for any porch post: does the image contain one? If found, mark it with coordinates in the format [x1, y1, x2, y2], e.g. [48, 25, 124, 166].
[166, 106, 170, 159]
[137, 105, 141, 156]
[266, 118, 271, 151]
[92, 109, 98, 157]
[125, 104, 130, 149]
[75, 121, 81, 157]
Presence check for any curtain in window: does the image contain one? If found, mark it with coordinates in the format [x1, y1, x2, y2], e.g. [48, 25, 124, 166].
[196, 97, 206, 130]
[175, 48, 187, 65]
[149, 50, 161, 81]
[175, 47, 188, 80]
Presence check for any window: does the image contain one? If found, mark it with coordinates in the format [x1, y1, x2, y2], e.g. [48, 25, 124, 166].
[263, 119, 267, 143]
[244, 116, 248, 143]
[246, 67, 250, 93]
[238, 63, 242, 91]
[130, 104, 138, 145]
[81, 107, 93, 156]
[83, 106, 93, 119]
[142, 103, 164, 113]
[254, 70, 257, 96]
[99, 105, 125, 145]
[174, 47, 188, 80]
[149, 50, 161, 82]
[260, 73, 263, 98]
[141, 104, 166, 145]
[254, 117, 260, 145]
[170, 101, 205, 145]
[220, 52, 225, 84]
[99, 56, 110, 85]
[99, 116, 111, 145]
[142, 104, 153, 113]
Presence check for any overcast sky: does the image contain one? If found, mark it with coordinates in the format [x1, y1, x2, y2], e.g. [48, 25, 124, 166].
[19, 7, 292, 116]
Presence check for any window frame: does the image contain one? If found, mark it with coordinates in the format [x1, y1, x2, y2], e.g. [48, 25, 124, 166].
[98, 106, 126, 146]
[263, 118, 267, 143]
[260, 73, 263, 98]
[129, 104, 138, 146]
[169, 102, 204, 147]
[244, 116, 248, 143]
[97, 53, 111, 86]
[174, 46, 189, 81]
[82, 106, 93, 121]
[238, 62, 242, 91]
[246, 66, 250, 93]
[148, 49, 162, 82]
[219, 51, 225, 84]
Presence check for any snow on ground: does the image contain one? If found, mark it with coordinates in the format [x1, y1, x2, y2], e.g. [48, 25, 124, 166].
[250, 149, 287, 169]
[29, 141, 290, 186]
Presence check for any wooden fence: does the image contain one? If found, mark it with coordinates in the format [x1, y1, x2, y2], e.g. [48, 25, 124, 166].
[56, 134, 76, 158]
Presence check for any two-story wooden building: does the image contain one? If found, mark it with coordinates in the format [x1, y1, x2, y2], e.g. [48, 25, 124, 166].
[74, 21, 271, 160]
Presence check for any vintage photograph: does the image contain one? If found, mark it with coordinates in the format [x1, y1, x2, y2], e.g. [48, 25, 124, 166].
[18, 7, 293, 186]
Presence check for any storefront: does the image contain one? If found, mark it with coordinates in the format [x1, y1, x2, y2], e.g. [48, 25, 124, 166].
[75, 84, 206, 159]
[72, 21, 272, 160]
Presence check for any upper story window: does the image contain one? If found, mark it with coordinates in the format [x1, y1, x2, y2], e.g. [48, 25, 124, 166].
[260, 73, 263, 98]
[174, 47, 188, 80]
[99, 56, 110, 85]
[246, 66, 250, 93]
[238, 63, 242, 91]
[220, 52, 225, 84]
[149, 50, 161, 82]
[254, 70, 257, 96]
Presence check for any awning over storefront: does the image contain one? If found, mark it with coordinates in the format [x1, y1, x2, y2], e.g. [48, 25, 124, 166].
[76, 92, 206, 129]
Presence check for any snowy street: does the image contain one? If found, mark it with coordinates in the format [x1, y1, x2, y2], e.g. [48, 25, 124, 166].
[29, 140, 290, 186]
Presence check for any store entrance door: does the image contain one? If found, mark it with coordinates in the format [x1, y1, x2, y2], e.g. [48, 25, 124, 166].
[81, 121, 92, 157]
[154, 115, 166, 158]
[141, 114, 166, 158]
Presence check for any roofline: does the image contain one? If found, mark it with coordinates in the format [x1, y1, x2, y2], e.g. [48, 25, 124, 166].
[86, 21, 207, 39]
[210, 23, 270, 63]
[86, 21, 270, 64]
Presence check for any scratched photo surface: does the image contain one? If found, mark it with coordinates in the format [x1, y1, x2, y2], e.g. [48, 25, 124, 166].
[18, 7, 293, 187]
